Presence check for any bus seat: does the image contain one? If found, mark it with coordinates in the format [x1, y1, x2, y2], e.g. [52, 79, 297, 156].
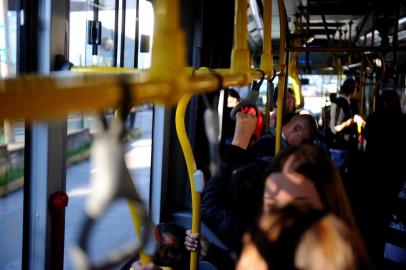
[199, 260, 218, 270]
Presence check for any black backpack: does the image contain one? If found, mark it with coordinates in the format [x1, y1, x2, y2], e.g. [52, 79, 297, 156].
[320, 104, 332, 135]
[322, 97, 351, 134]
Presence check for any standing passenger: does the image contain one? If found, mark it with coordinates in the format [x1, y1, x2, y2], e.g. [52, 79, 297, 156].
[362, 90, 406, 268]
[328, 78, 364, 174]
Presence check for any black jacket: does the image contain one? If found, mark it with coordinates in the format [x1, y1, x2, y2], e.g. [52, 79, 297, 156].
[201, 144, 269, 253]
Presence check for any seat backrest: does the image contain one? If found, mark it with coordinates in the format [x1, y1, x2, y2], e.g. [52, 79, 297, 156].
[199, 260, 218, 270]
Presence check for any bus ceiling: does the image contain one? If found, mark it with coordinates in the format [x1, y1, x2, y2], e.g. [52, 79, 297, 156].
[248, 0, 406, 73]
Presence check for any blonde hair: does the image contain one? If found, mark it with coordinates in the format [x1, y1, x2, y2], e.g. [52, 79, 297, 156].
[253, 203, 373, 270]
[295, 214, 363, 270]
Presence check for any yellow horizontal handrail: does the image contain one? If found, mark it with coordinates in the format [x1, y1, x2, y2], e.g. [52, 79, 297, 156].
[71, 66, 270, 80]
[71, 66, 139, 73]
[0, 68, 269, 120]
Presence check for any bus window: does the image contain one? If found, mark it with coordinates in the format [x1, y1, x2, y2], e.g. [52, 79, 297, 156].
[64, 1, 154, 268]
[0, 0, 24, 269]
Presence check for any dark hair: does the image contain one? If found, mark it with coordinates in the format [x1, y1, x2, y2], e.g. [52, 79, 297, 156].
[274, 87, 296, 104]
[154, 222, 189, 270]
[329, 93, 337, 103]
[340, 79, 357, 95]
[228, 88, 241, 100]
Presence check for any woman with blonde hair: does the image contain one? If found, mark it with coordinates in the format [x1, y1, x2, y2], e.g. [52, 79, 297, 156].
[188, 144, 366, 268]
[236, 203, 374, 270]
[263, 144, 358, 230]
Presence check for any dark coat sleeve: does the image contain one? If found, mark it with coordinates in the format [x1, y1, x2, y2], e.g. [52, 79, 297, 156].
[201, 145, 254, 249]
[249, 131, 276, 161]
[201, 144, 267, 252]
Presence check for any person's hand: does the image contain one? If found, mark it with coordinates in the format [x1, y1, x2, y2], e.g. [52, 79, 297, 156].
[185, 230, 210, 258]
[353, 114, 365, 127]
[232, 112, 257, 149]
[269, 110, 276, 128]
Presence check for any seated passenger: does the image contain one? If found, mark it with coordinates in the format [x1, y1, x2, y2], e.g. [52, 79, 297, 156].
[268, 87, 298, 128]
[236, 203, 373, 270]
[127, 222, 189, 270]
[195, 144, 367, 269]
[202, 113, 319, 252]
[251, 113, 318, 161]
[263, 144, 358, 229]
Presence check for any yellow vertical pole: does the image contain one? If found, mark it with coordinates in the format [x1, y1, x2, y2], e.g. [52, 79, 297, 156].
[231, 0, 250, 83]
[261, 0, 273, 132]
[127, 202, 153, 264]
[114, 108, 154, 265]
[175, 94, 201, 270]
[149, 0, 186, 93]
[360, 61, 365, 116]
[260, 0, 273, 76]
[275, 0, 287, 155]
[288, 16, 302, 108]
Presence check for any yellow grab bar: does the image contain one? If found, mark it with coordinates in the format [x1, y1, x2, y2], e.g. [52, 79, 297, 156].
[231, 0, 250, 83]
[71, 66, 138, 73]
[175, 94, 201, 270]
[149, 0, 186, 82]
[127, 201, 153, 265]
[147, 0, 188, 105]
[113, 109, 153, 265]
[275, 0, 288, 155]
[0, 68, 272, 121]
[260, 0, 273, 76]
[288, 57, 302, 108]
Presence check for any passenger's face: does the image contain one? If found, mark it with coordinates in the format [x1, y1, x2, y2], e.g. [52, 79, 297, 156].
[263, 156, 323, 213]
[286, 94, 296, 113]
[227, 96, 240, 107]
[286, 125, 311, 145]
[236, 234, 268, 270]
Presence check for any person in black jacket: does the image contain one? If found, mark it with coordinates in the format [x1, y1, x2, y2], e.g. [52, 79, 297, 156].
[200, 112, 318, 254]
[361, 90, 406, 268]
